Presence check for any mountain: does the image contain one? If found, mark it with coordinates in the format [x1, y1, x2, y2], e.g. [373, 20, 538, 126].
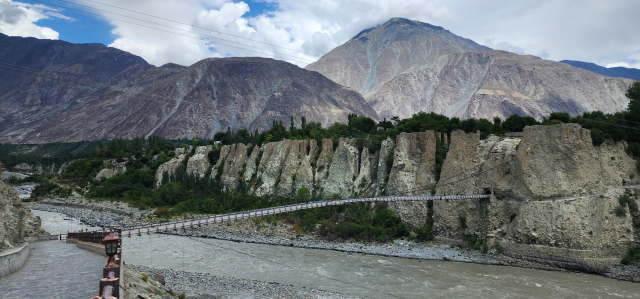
[0, 34, 377, 143]
[367, 50, 633, 120]
[306, 18, 633, 120]
[560, 60, 640, 80]
[305, 18, 491, 96]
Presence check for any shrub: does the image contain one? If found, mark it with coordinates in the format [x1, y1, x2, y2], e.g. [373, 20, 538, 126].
[614, 205, 627, 217]
[620, 247, 640, 265]
[141, 272, 149, 282]
[494, 242, 503, 254]
[591, 129, 606, 146]
[459, 216, 467, 229]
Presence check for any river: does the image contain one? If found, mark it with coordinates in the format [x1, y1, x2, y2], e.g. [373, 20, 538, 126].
[34, 210, 640, 298]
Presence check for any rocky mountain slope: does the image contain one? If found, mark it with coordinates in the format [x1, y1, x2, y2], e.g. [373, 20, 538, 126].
[305, 18, 490, 97]
[0, 34, 377, 143]
[155, 124, 639, 268]
[561, 60, 640, 80]
[306, 18, 634, 120]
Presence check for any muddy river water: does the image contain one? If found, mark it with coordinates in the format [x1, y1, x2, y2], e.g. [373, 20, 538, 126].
[35, 210, 640, 298]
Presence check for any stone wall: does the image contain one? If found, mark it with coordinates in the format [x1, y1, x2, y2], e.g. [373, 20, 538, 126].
[0, 242, 30, 278]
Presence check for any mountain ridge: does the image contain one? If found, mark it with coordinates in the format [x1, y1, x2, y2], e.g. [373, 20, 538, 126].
[0, 34, 377, 143]
[560, 60, 640, 80]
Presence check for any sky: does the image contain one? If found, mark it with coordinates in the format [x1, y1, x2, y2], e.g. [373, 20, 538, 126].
[0, 0, 639, 69]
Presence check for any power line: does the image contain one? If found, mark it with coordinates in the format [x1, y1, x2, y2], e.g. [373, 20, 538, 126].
[30, 0, 314, 66]
[74, 0, 322, 58]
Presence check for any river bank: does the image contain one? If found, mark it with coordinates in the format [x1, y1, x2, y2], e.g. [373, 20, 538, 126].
[22, 195, 640, 283]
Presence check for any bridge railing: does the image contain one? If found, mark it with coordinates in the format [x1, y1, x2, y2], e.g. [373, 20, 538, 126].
[66, 231, 110, 245]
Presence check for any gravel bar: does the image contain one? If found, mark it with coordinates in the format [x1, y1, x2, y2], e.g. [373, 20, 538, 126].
[129, 264, 363, 299]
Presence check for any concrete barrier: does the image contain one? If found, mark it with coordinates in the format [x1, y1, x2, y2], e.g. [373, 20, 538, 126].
[0, 242, 30, 278]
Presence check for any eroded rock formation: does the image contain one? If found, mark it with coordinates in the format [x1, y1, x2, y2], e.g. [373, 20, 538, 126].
[432, 124, 639, 266]
[0, 179, 46, 250]
[95, 160, 127, 181]
[153, 124, 639, 266]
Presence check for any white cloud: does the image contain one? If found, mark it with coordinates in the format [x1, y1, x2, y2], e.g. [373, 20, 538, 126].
[606, 62, 640, 69]
[61, 0, 640, 70]
[0, 0, 73, 40]
[82, 0, 459, 67]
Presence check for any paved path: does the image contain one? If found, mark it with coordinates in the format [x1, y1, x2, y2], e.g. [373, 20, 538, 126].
[122, 194, 490, 237]
[0, 240, 104, 299]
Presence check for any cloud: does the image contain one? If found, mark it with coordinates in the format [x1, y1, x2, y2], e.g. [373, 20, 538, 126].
[30, 0, 634, 71]
[0, 0, 73, 40]
[482, 39, 525, 55]
[83, 0, 459, 67]
[606, 62, 640, 69]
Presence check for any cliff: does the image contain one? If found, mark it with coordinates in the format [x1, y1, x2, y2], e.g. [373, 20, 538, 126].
[0, 166, 46, 250]
[154, 124, 639, 267]
[433, 124, 639, 267]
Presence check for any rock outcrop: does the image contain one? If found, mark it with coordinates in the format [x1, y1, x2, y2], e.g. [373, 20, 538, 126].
[220, 144, 249, 192]
[432, 124, 639, 266]
[0, 180, 46, 250]
[322, 138, 360, 198]
[186, 146, 212, 178]
[386, 131, 437, 227]
[152, 124, 639, 267]
[154, 147, 189, 187]
[314, 139, 334, 197]
[253, 141, 290, 197]
[95, 160, 127, 181]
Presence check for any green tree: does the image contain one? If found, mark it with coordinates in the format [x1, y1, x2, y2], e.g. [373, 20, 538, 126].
[626, 81, 640, 123]
[549, 111, 571, 123]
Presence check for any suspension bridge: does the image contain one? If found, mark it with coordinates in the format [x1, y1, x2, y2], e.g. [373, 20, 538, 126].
[120, 193, 491, 237]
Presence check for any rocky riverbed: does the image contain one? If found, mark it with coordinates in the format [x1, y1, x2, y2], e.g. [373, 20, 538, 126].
[25, 197, 155, 228]
[128, 264, 363, 299]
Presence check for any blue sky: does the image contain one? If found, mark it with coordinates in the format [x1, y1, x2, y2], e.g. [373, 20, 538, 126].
[29, 1, 114, 45]
[9, 0, 277, 46]
[1, 0, 639, 69]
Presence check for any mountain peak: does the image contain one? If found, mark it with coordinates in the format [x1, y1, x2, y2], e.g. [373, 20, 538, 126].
[353, 17, 445, 40]
[308, 17, 491, 95]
